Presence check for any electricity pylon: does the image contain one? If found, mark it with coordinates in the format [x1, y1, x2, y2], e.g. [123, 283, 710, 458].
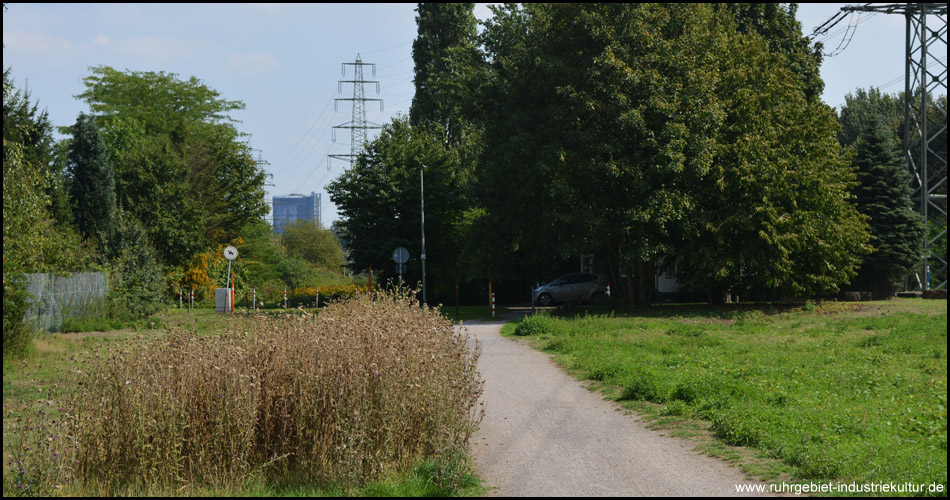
[329, 54, 384, 168]
[822, 3, 948, 290]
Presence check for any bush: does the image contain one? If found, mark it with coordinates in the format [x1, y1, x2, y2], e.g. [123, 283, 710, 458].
[514, 313, 554, 336]
[107, 213, 165, 319]
[2, 260, 36, 357]
[24, 289, 483, 495]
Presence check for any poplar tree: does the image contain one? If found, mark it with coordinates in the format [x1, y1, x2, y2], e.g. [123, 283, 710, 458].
[410, 2, 484, 147]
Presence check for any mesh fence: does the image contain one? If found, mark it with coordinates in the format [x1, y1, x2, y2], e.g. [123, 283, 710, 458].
[24, 272, 108, 332]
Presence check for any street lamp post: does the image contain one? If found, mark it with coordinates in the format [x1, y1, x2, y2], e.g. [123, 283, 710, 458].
[420, 164, 427, 305]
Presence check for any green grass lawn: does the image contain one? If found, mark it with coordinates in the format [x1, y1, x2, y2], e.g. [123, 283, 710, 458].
[503, 299, 947, 495]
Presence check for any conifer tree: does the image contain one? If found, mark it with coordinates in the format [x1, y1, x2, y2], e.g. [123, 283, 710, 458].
[849, 115, 922, 298]
[68, 112, 117, 257]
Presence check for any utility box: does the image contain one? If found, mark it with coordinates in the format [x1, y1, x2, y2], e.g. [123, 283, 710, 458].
[215, 288, 234, 313]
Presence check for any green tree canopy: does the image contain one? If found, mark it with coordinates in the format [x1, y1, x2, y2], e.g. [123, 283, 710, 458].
[675, 22, 870, 301]
[474, 3, 869, 303]
[712, 3, 825, 100]
[75, 65, 245, 136]
[281, 219, 346, 272]
[3, 70, 97, 274]
[838, 87, 904, 149]
[327, 116, 469, 300]
[74, 66, 268, 267]
[476, 3, 727, 304]
[410, 3, 485, 147]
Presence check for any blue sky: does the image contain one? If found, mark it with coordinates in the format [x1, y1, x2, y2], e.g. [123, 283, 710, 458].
[2, 3, 925, 226]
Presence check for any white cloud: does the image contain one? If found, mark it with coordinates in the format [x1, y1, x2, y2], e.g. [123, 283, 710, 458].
[112, 36, 211, 62]
[226, 51, 282, 73]
[93, 33, 110, 46]
[2, 31, 76, 55]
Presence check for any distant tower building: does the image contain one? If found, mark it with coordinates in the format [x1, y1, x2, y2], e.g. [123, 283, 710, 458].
[272, 192, 321, 233]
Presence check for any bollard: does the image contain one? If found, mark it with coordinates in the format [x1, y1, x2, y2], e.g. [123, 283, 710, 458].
[253, 288, 256, 310]
[316, 286, 320, 309]
[179, 288, 182, 309]
[492, 292, 496, 318]
[283, 288, 287, 309]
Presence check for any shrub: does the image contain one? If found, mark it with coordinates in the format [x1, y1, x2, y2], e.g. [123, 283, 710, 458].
[514, 313, 554, 336]
[2, 259, 35, 357]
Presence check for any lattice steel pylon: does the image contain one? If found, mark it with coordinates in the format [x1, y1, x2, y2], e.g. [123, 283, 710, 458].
[329, 54, 384, 168]
[839, 3, 948, 290]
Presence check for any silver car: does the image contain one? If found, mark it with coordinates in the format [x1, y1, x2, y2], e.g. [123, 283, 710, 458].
[533, 273, 607, 306]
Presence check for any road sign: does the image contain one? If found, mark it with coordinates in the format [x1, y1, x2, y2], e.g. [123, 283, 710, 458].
[224, 246, 238, 260]
[393, 247, 409, 264]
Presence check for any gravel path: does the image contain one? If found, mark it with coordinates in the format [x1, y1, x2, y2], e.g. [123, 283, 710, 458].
[463, 316, 775, 497]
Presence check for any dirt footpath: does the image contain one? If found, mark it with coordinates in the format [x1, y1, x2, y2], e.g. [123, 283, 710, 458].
[463, 317, 775, 497]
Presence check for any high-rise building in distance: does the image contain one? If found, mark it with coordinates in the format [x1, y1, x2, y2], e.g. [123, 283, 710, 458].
[272, 192, 321, 233]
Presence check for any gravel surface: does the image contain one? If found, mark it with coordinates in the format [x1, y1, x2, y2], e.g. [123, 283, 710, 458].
[463, 316, 775, 497]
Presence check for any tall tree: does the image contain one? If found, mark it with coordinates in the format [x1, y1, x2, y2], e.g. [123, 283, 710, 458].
[838, 88, 946, 291]
[327, 116, 468, 301]
[68, 113, 118, 257]
[475, 3, 869, 303]
[477, 3, 726, 305]
[74, 66, 268, 267]
[75, 66, 245, 135]
[3, 68, 72, 225]
[847, 115, 921, 298]
[410, 3, 484, 147]
[675, 18, 870, 301]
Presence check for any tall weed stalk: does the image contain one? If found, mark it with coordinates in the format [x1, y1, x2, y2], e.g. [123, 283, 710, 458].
[10, 289, 483, 495]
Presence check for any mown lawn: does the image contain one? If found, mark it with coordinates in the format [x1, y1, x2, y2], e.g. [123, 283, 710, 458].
[503, 299, 947, 495]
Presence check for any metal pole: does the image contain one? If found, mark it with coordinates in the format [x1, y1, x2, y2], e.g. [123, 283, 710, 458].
[919, 5, 929, 291]
[225, 260, 232, 314]
[420, 165, 427, 305]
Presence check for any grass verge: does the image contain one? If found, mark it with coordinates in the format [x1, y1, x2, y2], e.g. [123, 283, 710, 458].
[503, 299, 947, 496]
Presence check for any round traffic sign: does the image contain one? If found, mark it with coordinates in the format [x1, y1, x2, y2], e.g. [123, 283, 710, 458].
[224, 246, 239, 260]
[393, 247, 409, 264]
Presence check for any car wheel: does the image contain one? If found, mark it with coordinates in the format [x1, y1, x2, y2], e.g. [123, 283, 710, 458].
[538, 293, 553, 307]
[591, 292, 606, 305]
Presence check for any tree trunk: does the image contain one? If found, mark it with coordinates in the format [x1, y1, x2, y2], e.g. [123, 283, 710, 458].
[635, 260, 654, 307]
[625, 262, 637, 307]
[604, 241, 628, 305]
[708, 281, 731, 305]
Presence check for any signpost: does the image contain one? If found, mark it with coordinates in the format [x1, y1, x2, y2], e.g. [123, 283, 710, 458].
[393, 247, 409, 286]
[223, 246, 237, 314]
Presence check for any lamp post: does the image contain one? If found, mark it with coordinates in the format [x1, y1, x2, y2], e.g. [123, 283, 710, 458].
[420, 163, 427, 305]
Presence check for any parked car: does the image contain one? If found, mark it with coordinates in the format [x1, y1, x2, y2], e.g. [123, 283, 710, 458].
[533, 273, 607, 306]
